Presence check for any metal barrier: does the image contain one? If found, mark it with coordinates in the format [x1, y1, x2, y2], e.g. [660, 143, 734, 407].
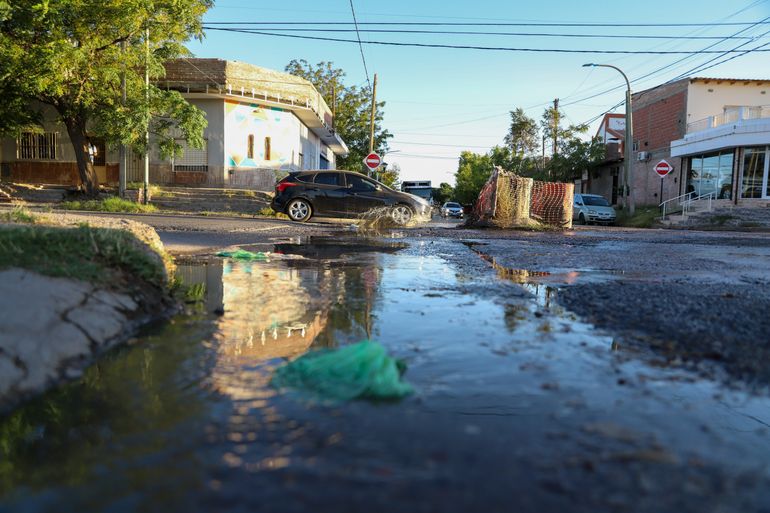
[660, 191, 715, 220]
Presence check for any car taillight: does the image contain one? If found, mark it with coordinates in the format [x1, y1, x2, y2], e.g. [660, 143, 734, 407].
[276, 182, 298, 194]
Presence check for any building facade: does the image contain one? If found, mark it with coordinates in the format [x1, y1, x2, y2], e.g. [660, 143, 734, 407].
[583, 113, 624, 204]
[633, 77, 770, 205]
[582, 77, 770, 206]
[0, 58, 348, 191]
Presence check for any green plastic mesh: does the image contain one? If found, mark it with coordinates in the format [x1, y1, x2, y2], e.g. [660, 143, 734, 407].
[216, 249, 269, 261]
[271, 340, 414, 401]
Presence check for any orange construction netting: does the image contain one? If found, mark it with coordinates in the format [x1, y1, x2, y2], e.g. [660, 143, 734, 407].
[471, 167, 574, 229]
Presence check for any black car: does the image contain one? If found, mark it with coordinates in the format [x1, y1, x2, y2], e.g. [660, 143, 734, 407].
[271, 170, 432, 224]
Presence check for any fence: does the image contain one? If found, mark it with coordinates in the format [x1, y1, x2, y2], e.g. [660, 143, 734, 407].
[471, 167, 574, 229]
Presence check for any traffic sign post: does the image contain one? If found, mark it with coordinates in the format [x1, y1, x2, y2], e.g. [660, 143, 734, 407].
[654, 159, 673, 178]
[363, 152, 381, 173]
[654, 159, 674, 203]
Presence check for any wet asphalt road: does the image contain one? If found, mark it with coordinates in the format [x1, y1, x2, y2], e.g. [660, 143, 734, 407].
[8, 211, 770, 512]
[80, 210, 770, 387]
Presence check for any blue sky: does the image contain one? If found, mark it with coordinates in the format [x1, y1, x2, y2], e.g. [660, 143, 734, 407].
[190, 0, 770, 185]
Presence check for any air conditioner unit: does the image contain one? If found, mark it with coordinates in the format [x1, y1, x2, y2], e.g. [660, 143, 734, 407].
[637, 151, 650, 162]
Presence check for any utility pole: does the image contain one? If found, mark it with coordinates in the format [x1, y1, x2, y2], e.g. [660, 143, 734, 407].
[552, 98, 559, 156]
[118, 41, 127, 199]
[582, 63, 635, 215]
[367, 74, 378, 177]
[143, 25, 150, 205]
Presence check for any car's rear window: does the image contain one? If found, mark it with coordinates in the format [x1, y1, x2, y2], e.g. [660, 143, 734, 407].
[314, 173, 340, 186]
[295, 173, 315, 183]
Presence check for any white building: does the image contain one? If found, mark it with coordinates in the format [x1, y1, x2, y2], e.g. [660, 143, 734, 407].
[0, 58, 348, 190]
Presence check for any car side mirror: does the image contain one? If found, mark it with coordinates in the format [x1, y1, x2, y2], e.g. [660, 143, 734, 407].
[375, 185, 382, 191]
[575, 201, 583, 206]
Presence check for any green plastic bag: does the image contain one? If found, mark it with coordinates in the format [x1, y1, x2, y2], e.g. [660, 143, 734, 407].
[216, 249, 269, 261]
[271, 340, 413, 401]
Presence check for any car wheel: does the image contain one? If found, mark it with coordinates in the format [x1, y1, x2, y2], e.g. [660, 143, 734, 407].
[287, 198, 312, 222]
[578, 213, 586, 225]
[391, 204, 414, 225]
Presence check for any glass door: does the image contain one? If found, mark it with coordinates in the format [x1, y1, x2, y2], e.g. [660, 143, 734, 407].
[740, 147, 769, 199]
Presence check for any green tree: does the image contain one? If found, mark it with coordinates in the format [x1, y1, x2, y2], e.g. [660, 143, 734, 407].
[0, 0, 211, 196]
[285, 59, 392, 171]
[379, 162, 401, 189]
[504, 108, 539, 156]
[432, 182, 454, 204]
[454, 151, 495, 205]
[548, 127, 606, 182]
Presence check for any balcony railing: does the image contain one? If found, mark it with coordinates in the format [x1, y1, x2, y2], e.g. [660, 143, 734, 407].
[686, 106, 770, 134]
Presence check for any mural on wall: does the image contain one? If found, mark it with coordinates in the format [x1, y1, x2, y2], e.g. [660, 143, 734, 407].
[224, 100, 297, 169]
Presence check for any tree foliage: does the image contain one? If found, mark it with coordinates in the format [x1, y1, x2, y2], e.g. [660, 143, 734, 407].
[454, 104, 606, 205]
[379, 162, 400, 189]
[431, 182, 455, 204]
[285, 59, 392, 171]
[0, 0, 211, 195]
[504, 108, 539, 156]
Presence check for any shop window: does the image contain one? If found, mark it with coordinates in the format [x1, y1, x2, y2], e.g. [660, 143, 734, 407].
[18, 132, 57, 160]
[687, 150, 733, 199]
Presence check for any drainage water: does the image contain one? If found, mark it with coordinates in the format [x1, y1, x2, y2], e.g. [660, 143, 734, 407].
[2, 239, 770, 512]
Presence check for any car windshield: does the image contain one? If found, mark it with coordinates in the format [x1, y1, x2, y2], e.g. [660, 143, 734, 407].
[582, 196, 610, 207]
[445, 203, 461, 208]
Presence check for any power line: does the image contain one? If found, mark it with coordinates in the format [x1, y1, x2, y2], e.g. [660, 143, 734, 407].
[198, 26, 757, 40]
[348, 0, 371, 91]
[391, 140, 494, 149]
[390, 153, 460, 160]
[556, 3, 770, 107]
[666, 27, 770, 81]
[202, 27, 770, 54]
[204, 20, 770, 28]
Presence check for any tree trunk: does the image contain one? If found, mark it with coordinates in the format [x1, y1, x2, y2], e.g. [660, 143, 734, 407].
[63, 116, 100, 197]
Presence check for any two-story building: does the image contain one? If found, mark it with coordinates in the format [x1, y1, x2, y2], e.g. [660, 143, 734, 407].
[0, 58, 348, 190]
[582, 77, 770, 206]
[631, 77, 770, 205]
[582, 113, 624, 204]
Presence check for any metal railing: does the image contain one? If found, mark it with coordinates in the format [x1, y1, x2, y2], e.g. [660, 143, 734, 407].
[660, 191, 716, 220]
[686, 106, 770, 134]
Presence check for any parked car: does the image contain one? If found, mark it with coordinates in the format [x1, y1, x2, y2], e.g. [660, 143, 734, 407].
[440, 201, 464, 218]
[573, 193, 616, 225]
[271, 170, 432, 224]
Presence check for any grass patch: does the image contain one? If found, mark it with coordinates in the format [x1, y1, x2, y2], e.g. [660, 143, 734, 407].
[61, 197, 157, 214]
[257, 207, 288, 219]
[0, 206, 36, 224]
[616, 206, 660, 228]
[0, 225, 167, 287]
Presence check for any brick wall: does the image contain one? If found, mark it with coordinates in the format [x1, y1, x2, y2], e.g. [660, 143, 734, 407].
[630, 79, 689, 205]
[8, 161, 79, 185]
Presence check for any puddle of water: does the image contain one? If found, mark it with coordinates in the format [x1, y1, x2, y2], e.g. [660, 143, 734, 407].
[2, 239, 770, 511]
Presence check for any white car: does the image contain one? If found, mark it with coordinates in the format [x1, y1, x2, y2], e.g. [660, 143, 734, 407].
[440, 202, 464, 218]
[573, 193, 616, 225]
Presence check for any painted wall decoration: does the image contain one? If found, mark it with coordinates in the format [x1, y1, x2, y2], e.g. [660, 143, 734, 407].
[224, 100, 301, 169]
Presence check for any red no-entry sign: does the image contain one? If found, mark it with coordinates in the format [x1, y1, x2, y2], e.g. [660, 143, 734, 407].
[363, 152, 382, 170]
[654, 159, 673, 177]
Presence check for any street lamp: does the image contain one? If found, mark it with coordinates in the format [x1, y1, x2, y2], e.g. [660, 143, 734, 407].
[583, 63, 635, 215]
